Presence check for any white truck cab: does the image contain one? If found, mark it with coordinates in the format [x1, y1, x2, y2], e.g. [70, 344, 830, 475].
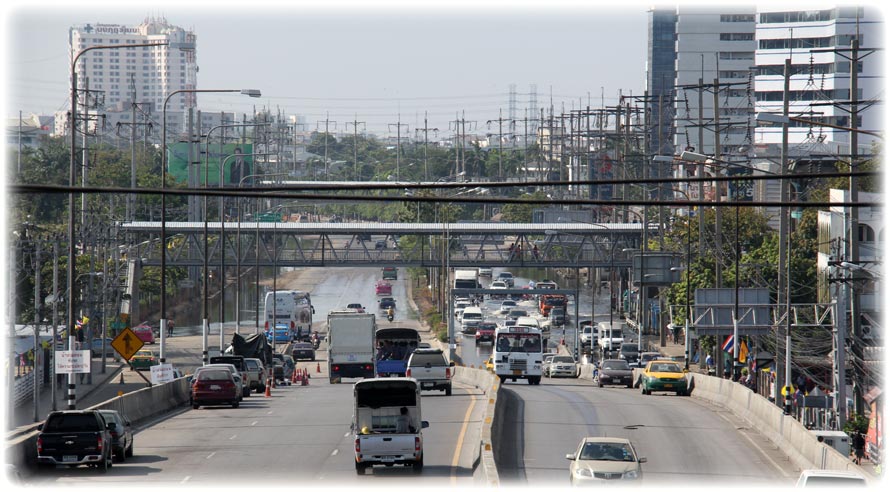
[352, 378, 429, 475]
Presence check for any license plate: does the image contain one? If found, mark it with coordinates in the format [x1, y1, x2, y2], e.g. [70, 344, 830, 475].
[210, 385, 221, 390]
[380, 456, 396, 463]
[512, 370, 522, 375]
[664, 384, 673, 388]
[63, 455, 77, 462]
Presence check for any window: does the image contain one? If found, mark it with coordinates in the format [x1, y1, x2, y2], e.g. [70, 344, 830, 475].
[720, 14, 754, 22]
[720, 33, 754, 41]
[859, 224, 875, 242]
[719, 51, 754, 60]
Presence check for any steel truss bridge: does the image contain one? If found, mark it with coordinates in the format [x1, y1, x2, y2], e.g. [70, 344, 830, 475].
[120, 222, 653, 269]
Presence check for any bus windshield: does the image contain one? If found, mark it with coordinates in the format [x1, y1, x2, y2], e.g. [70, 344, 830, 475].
[495, 333, 542, 353]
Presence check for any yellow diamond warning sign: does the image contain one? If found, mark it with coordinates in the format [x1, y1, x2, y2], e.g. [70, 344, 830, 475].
[112, 327, 144, 361]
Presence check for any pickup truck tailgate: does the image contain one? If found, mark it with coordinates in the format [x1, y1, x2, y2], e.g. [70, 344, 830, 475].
[357, 435, 416, 460]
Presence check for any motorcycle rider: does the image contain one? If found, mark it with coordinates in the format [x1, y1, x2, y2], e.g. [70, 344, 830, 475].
[386, 306, 395, 321]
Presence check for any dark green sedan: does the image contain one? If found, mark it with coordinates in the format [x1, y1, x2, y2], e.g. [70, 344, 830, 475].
[640, 360, 689, 396]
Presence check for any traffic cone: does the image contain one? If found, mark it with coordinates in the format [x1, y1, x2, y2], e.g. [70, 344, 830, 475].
[119, 373, 125, 384]
[316, 362, 321, 373]
[301, 368, 309, 386]
[264, 378, 272, 397]
[271, 374, 277, 389]
[292, 368, 299, 385]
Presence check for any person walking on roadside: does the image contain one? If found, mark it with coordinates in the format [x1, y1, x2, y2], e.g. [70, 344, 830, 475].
[167, 319, 175, 337]
[852, 432, 866, 465]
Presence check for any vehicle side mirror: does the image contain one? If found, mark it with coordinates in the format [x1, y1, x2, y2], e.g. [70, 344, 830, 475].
[565, 453, 574, 460]
[37, 424, 43, 431]
[106, 422, 117, 430]
[450, 361, 455, 367]
[421, 421, 430, 429]
[639, 457, 647, 463]
[312, 307, 316, 314]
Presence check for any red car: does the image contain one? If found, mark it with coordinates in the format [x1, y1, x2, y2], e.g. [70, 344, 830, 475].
[191, 368, 240, 409]
[375, 280, 392, 296]
[475, 322, 497, 344]
[133, 324, 155, 344]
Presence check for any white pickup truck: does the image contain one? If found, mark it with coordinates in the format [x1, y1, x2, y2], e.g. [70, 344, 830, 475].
[406, 348, 454, 396]
[353, 378, 429, 475]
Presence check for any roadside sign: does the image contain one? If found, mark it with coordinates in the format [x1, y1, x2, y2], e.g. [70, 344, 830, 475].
[150, 363, 175, 384]
[111, 327, 144, 361]
[54, 350, 90, 374]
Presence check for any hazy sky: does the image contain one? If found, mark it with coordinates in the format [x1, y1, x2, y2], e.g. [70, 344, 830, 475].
[3, 0, 652, 135]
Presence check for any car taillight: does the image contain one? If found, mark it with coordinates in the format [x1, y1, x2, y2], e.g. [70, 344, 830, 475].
[264, 321, 269, 329]
[333, 365, 340, 372]
[290, 321, 295, 329]
[97, 434, 104, 452]
[37, 436, 43, 454]
[110, 430, 119, 439]
[365, 364, 372, 371]
[355, 438, 361, 453]
[406, 368, 412, 377]
[445, 367, 451, 379]
[415, 437, 421, 451]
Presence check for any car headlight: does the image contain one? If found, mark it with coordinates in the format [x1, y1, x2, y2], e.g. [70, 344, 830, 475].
[623, 470, 640, 479]
[574, 468, 593, 478]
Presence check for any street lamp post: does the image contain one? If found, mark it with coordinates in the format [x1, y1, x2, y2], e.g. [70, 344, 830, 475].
[68, 40, 168, 409]
[204, 123, 267, 352]
[162, 89, 260, 366]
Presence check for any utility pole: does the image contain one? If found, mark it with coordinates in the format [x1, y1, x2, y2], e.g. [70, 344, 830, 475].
[713, 78, 723, 289]
[388, 115, 409, 181]
[415, 111, 438, 182]
[486, 108, 513, 179]
[316, 112, 336, 180]
[116, 85, 153, 221]
[346, 114, 365, 180]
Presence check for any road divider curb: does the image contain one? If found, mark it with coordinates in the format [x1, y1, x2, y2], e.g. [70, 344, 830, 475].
[454, 366, 500, 487]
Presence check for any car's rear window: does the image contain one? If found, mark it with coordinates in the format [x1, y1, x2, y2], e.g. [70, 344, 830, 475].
[553, 356, 574, 363]
[621, 344, 639, 352]
[409, 353, 447, 367]
[294, 343, 312, 349]
[44, 413, 102, 432]
[198, 370, 231, 381]
[602, 361, 630, 370]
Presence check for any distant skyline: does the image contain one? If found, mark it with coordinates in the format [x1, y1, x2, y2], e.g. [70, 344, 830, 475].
[4, 0, 652, 136]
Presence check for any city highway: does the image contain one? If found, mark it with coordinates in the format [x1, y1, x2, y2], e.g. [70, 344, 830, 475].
[31, 264, 798, 487]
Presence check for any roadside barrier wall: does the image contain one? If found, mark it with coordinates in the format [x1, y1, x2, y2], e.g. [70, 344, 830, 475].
[5, 377, 191, 472]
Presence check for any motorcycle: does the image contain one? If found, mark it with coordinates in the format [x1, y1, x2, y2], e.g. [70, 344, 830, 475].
[311, 333, 320, 350]
[386, 309, 395, 322]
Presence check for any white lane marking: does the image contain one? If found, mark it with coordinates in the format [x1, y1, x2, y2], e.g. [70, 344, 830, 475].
[180, 476, 191, 484]
[251, 421, 258, 426]
[331, 449, 339, 456]
[267, 411, 273, 415]
[206, 452, 216, 460]
[344, 432, 350, 438]
[229, 434, 237, 440]
[714, 410, 792, 478]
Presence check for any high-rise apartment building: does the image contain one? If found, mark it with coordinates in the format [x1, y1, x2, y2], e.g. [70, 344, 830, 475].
[672, 6, 757, 158]
[64, 17, 197, 136]
[753, 6, 883, 154]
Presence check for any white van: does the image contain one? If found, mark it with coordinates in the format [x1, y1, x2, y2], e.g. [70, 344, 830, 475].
[596, 322, 625, 353]
[460, 306, 483, 333]
[515, 316, 540, 330]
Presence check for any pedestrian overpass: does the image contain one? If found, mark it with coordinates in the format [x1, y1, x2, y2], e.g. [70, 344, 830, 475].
[119, 221, 653, 268]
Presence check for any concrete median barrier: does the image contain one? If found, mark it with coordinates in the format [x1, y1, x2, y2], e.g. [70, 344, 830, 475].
[454, 366, 500, 486]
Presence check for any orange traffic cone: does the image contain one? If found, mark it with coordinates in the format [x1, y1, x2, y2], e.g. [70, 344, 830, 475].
[301, 368, 309, 386]
[292, 368, 299, 385]
[264, 378, 272, 397]
[316, 362, 321, 373]
[271, 374, 277, 388]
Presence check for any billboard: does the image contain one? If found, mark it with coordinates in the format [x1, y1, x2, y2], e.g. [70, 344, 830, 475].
[167, 143, 254, 186]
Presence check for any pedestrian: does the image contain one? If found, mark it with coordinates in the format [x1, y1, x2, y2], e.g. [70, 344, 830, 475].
[671, 324, 680, 344]
[167, 319, 175, 337]
[705, 353, 714, 373]
[852, 432, 866, 465]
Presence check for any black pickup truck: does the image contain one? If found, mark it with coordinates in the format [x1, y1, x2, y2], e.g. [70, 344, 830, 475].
[37, 410, 114, 472]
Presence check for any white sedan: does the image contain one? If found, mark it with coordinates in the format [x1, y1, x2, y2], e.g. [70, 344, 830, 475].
[490, 281, 508, 299]
[499, 300, 518, 314]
